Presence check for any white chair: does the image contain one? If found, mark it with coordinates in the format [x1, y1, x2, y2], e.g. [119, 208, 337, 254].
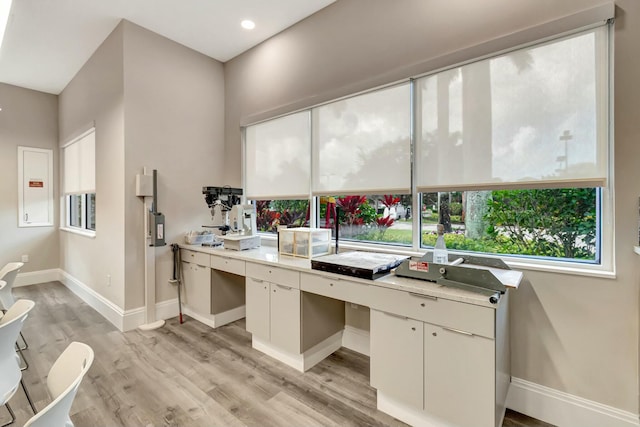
[0, 263, 28, 353]
[0, 263, 24, 311]
[0, 299, 36, 427]
[24, 342, 94, 427]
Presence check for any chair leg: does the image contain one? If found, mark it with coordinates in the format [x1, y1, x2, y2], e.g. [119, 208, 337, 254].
[16, 344, 28, 371]
[17, 332, 28, 351]
[20, 379, 37, 415]
[0, 403, 16, 427]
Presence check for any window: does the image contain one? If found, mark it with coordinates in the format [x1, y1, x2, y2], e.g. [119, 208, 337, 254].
[323, 195, 413, 246]
[421, 189, 598, 262]
[245, 112, 310, 200]
[312, 83, 411, 195]
[255, 199, 310, 233]
[415, 25, 609, 263]
[243, 23, 611, 267]
[62, 128, 96, 234]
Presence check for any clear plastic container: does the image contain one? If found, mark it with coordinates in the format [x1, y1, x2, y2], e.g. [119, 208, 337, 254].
[278, 227, 331, 258]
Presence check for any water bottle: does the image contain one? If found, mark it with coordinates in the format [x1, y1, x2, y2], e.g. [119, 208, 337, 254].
[433, 224, 448, 264]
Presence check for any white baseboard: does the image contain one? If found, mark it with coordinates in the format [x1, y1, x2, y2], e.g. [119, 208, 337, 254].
[181, 305, 245, 330]
[377, 391, 448, 427]
[252, 330, 343, 373]
[59, 270, 181, 332]
[15, 269, 60, 287]
[507, 377, 640, 427]
[59, 269, 126, 331]
[342, 325, 369, 356]
[122, 298, 180, 331]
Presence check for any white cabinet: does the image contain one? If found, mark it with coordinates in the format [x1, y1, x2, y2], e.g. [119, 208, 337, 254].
[18, 146, 54, 227]
[181, 259, 211, 314]
[370, 309, 423, 409]
[245, 277, 271, 340]
[181, 249, 246, 328]
[371, 301, 504, 427]
[424, 323, 495, 427]
[270, 284, 301, 354]
[245, 263, 301, 354]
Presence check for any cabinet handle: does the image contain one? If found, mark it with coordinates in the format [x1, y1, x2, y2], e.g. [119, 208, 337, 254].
[196, 264, 207, 268]
[322, 275, 340, 281]
[275, 284, 292, 291]
[252, 278, 264, 283]
[442, 326, 474, 337]
[409, 292, 437, 301]
[381, 311, 408, 320]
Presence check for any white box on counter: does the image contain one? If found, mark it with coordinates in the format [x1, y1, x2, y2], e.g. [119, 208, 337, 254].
[278, 227, 331, 258]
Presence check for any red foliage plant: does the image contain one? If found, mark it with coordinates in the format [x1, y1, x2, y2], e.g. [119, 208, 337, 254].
[376, 215, 395, 228]
[336, 195, 367, 227]
[381, 195, 400, 208]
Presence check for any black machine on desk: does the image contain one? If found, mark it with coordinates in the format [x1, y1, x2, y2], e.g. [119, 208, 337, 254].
[394, 252, 509, 303]
[202, 186, 260, 250]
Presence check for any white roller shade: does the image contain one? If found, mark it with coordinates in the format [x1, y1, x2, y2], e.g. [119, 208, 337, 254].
[63, 129, 95, 194]
[245, 111, 310, 200]
[416, 25, 609, 192]
[312, 83, 411, 195]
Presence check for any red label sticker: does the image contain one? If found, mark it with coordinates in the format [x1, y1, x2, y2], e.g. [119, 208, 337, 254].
[409, 261, 429, 272]
[29, 180, 44, 188]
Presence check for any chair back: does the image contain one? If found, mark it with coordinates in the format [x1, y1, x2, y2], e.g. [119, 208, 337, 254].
[24, 341, 94, 427]
[0, 299, 35, 404]
[0, 262, 24, 310]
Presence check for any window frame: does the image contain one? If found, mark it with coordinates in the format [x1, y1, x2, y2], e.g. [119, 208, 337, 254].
[242, 22, 614, 277]
[61, 127, 96, 238]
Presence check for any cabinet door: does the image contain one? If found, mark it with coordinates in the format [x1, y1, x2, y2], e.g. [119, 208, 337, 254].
[270, 284, 301, 354]
[370, 309, 423, 409]
[246, 277, 270, 340]
[424, 323, 495, 427]
[182, 261, 211, 314]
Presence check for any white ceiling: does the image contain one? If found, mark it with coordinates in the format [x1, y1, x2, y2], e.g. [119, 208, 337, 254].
[0, 0, 335, 95]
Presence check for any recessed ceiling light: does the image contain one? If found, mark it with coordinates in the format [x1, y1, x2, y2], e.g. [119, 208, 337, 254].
[241, 20, 255, 30]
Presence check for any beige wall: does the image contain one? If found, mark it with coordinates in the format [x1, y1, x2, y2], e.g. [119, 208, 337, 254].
[58, 23, 126, 308]
[224, 0, 640, 413]
[0, 83, 58, 273]
[121, 21, 225, 309]
[58, 20, 225, 311]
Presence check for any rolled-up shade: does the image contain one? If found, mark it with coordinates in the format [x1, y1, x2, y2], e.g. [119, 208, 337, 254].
[416, 25, 609, 192]
[312, 83, 411, 196]
[245, 111, 310, 200]
[63, 128, 95, 194]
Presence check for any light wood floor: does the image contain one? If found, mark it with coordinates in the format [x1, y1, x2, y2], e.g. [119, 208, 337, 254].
[5, 282, 553, 427]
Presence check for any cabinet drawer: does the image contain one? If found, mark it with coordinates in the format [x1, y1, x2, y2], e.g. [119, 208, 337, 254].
[181, 249, 210, 267]
[300, 272, 370, 306]
[210, 255, 245, 276]
[370, 287, 494, 339]
[246, 262, 300, 289]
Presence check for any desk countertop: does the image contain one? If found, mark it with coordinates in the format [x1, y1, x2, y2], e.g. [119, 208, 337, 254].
[180, 244, 522, 309]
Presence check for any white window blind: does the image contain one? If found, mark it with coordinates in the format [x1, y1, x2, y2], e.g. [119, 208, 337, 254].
[312, 83, 411, 195]
[63, 128, 95, 194]
[415, 25, 609, 192]
[245, 111, 310, 200]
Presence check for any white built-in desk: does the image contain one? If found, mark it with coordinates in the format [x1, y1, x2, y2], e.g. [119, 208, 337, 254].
[179, 244, 521, 427]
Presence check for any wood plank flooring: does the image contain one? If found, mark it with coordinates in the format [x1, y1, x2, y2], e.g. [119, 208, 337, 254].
[5, 282, 554, 427]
